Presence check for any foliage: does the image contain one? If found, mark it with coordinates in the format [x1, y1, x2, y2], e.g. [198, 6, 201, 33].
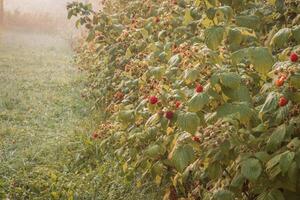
[68, 0, 300, 199]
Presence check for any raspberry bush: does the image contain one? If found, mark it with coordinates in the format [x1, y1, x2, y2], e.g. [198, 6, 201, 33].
[68, 0, 300, 199]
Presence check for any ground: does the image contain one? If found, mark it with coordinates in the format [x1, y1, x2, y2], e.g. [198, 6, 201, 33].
[0, 30, 160, 200]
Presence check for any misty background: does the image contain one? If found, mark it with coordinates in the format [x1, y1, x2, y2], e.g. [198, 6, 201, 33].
[2, 0, 100, 36]
[5, 0, 71, 15]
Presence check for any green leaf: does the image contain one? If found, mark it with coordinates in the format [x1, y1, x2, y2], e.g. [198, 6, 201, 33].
[270, 28, 291, 48]
[232, 47, 274, 76]
[183, 68, 199, 84]
[230, 173, 245, 188]
[125, 48, 133, 59]
[177, 112, 200, 134]
[145, 144, 166, 158]
[169, 144, 195, 172]
[279, 151, 295, 174]
[118, 110, 135, 124]
[218, 6, 233, 23]
[145, 113, 161, 127]
[168, 54, 182, 67]
[219, 72, 241, 89]
[151, 161, 164, 176]
[208, 162, 223, 180]
[290, 73, 300, 89]
[236, 15, 260, 30]
[188, 93, 210, 112]
[241, 158, 262, 181]
[259, 92, 279, 120]
[257, 189, 285, 200]
[205, 26, 225, 50]
[216, 102, 253, 124]
[222, 85, 251, 102]
[86, 30, 95, 42]
[266, 124, 287, 152]
[248, 47, 275, 75]
[183, 8, 193, 26]
[148, 67, 166, 79]
[255, 151, 271, 163]
[292, 26, 300, 43]
[213, 190, 235, 200]
[228, 28, 243, 50]
[266, 154, 281, 171]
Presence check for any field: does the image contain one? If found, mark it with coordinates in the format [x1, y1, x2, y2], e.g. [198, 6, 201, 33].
[0, 30, 159, 199]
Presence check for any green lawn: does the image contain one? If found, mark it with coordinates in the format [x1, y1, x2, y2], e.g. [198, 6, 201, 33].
[0, 30, 161, 200]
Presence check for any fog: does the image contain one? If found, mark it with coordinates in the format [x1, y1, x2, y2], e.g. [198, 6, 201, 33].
[2, 0, 90, 35]
[5, 0, 71, 16]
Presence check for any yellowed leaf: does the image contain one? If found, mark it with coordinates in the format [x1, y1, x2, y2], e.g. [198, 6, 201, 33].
[155, 175, 162, 185]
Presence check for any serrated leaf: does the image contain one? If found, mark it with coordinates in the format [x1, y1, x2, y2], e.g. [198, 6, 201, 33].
[230, 173, 245, 188]
[228, 28, 243, 50]
[270, 28, 291, 48]
[292, 26, 300, 43]
[177, 112, 200, 134]
[219, 72, 241, 89]
[279, 151, 295, 174]
[183, 9, 193, 26]
[148, 67, 166, 79]
[266, 124, 286, 152]
[169, 144, 195, 172]
[257, 189, 285, 200]
[222, 85, 251, 102]
[236, 15, 260, 30]
[208, 162, 223, 179]
[168, 54, 181, 67]
[145, 144, 166, 158]
[183, 68, 199, 84]
[259, 92, 279, 120]
[125, 48, 133, 59]
[213, 190, 234, 200]
[86, 30, 95, 42]
[118, 110, 135, 124]
[145, 113, 161, 127]
[290, 74, 300, 89]
[188, 93, 210, 112]
[204, 26, 225, 50]
[216, 102, 253, 124]
[248, 47, 275, 75]
[241, 158, 262, 181]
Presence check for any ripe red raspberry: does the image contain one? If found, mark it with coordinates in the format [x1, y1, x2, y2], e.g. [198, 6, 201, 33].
[165, 111, 174, 120]
[290, 52, 298, 62]
[175, 101, 181, 109]
[149, 96, 158, 104]
[195, 83, 203, 93]
[192, 136, 200, 143]
[278, 96, 288, 107]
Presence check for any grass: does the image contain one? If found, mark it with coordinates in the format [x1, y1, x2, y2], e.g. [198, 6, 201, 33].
[0, 30, 161, 200]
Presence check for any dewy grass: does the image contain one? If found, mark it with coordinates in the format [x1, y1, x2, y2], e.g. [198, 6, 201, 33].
[0, 30, 92, 198]
[0, 30, 161, 199]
